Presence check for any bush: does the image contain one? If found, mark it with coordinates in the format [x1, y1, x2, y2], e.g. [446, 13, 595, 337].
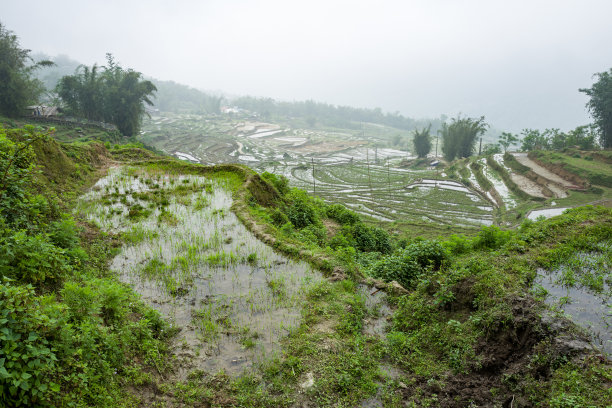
[367, 253, 421, 289]
[48, 215, 80, 250]
[270, 208, 289, 227]
[326, 203, 360, 225]
[0, 281, 59, 407]
[474, 225, 512, 250]
[352, 223, 391, 254]
[286, 190, 318, 229]
[261, 172, 290, 195]
[0, 230, 72, 285]
[403, 240, 448, 270]
[442, 234, 472, 255]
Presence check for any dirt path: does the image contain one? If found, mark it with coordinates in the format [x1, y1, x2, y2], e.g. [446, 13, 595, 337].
[513, 152, 574, 191]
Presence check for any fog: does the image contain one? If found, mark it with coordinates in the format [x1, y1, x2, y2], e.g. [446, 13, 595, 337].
[3, 0, 612, 132]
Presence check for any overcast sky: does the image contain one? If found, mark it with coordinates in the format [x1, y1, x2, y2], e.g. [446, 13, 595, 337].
[3, 0, 611, 132]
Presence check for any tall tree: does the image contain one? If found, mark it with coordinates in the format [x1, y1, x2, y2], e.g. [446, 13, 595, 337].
[441, 116, 488, 161]
[0, 23, 53, 117]
[56, 54, 156, 136]
[412, 125, 432, 158]
[498, 132, 519, 152]
[520, 128, 551, 151]
[580, 68, 612, 148]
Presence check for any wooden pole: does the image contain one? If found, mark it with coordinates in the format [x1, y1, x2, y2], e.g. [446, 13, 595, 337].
[311, 157, 316, 196]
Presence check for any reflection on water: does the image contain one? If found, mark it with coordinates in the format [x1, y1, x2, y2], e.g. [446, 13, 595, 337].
[79, 167, 322, 377]
[535, 262, 611, 355]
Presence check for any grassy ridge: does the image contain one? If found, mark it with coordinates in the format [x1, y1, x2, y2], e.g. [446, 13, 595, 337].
[530, 150, 612, 187]
[487, 155, 546, 201]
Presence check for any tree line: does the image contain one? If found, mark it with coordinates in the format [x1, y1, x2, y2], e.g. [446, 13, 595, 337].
[232, 95, 440, 131]
[56, 54, 156, 136]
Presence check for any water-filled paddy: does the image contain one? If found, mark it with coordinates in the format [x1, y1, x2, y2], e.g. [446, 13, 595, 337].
[79, 167, 322, 376]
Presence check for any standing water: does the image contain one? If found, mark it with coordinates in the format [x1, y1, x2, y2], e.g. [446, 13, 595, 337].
[78, 166, 322, 377]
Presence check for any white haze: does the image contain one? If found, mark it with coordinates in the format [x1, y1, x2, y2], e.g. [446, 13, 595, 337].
[3, 0, 612, 132]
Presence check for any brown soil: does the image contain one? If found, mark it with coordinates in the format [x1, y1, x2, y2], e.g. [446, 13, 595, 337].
[526, 152, 588, 189]
[401, 297, 605, 407]
[322, 218, 341, 238]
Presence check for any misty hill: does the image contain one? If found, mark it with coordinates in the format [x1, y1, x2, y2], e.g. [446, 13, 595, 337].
[34, 54, 449, 134]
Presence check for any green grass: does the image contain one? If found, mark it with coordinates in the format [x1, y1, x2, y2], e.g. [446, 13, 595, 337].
[531, 150, 612, 187]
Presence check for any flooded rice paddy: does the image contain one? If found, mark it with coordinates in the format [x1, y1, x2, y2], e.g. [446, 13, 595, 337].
[534, 246, 611, 355]
[78, 167, 323, 376]
[528, 207, 571, 220]
[265, 162, 494, 228]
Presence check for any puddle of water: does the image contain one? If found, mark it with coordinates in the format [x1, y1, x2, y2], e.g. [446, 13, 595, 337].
[528, 207, 570, 221]
[358, 285, 393, 338]
[535, 252, 611, 355]
[79, 167, 323, 377]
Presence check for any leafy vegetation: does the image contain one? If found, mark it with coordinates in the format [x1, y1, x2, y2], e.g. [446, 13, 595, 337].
[0, 124, 169, 406]
[0, 23, 53, 117]
[519, 126, 598, 151]
[580, 67, 612, 148]
[56, 53, 156, 136]
[441, 115, 488, 161]
[412, 125, 431, 158]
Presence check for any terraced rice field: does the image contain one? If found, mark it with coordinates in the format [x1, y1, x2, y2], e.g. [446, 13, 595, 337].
[78, 167, 323, 376]
[140, 112, 611, 235]
[265, 161, 494, 228]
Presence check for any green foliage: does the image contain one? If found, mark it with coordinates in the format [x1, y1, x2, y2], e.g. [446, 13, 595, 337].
[0, 126, 52, 227]
[580, 67, 612, 148]
[498, 132, 519, 152]
[520, 126, 598, 151]
[441, 116, 488, 161]
[0, 23, 53, 117]
[474, 225, 512, 250]
[270, 207, 289, 226]
[366, 240, 447, 288]
[286, 189, 318, 228]
[261, 171, 290, 195]
[0, 281, 59, 407]
[56, 54, 156, 136]
[403, 239, 448, 270]
[352, 223, 391, 254]
[326, 203, 360, 225]
[412, 125, 432, 158]
[368, 252, 421, 288]
[0, 230, 73, 285]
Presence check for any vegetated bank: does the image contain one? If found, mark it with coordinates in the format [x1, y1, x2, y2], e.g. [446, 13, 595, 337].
[1, 119, 610, 407]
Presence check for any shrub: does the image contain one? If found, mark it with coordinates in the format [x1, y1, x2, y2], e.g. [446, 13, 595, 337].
[48, 215, 80, 250]
[326, 203, 360, 225]
[442, 234, 472, 255]
[403, 240, 448, 270]
[367, 253, 421, 289]
[0, 281, 59, 407]
[270, 208, 289, 227]
[286, 190, 318, 229]
[261, 172, 290, 195]
[474, 225, 512, 250]
[352, 223, 391, 254]
[0, 231, 72, 285]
